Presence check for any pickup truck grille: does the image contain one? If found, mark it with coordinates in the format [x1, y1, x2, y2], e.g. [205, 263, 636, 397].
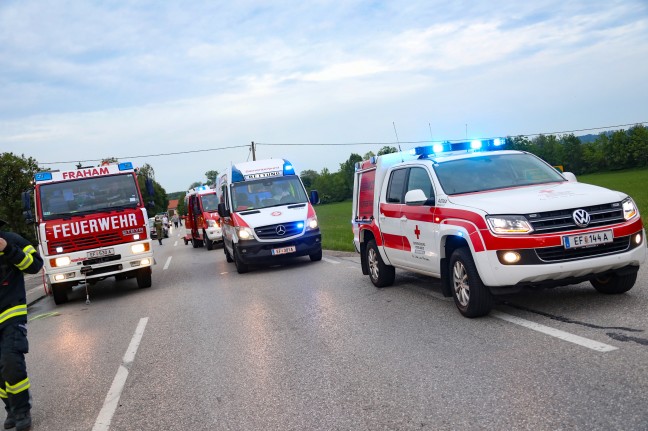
[255, 221, 304, 239]
[535, 236, 631, 262]
[526, 202, 624, 234]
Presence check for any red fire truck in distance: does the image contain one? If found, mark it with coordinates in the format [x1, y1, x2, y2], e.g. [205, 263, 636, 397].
[30, 162, 154, 304]
[183, 185, 222, 250]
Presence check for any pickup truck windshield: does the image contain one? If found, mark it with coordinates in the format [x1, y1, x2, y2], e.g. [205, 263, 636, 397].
[434, 153, 566, 195]
[231, 176, 308, 211]
[39, 174, 141, 220]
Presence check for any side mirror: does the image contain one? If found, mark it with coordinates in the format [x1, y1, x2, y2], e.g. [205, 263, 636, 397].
[405, 189, 427, 206]
[310, 190, 320, 205]
[217, 202, 230, 218]
[562, 172, 577, 182]
[21, 191, 34, 224]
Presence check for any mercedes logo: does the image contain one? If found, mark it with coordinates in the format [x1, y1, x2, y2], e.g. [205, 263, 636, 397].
[572, 209, 591, 227]
[276, 225, 286, 236]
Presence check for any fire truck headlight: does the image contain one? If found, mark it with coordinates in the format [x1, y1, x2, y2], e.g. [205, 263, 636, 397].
[306, 216, 318, 230]
[131, 243, 148, 254]
[622, 198, 638, 221]
[237, 227, 254, 240]
[52, 256, 71, 267]
[207, 219, 217, 228]
[486, 216, 533, 234]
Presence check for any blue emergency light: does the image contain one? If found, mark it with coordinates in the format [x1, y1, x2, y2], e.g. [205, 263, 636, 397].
[34, 172, 53, 182]
[412, 138, 506, 158]
[283, 161, 295, 176]
[118, 162, 134, 171]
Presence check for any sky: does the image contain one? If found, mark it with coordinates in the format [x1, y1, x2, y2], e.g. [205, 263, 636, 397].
[1, 0, 647, 193]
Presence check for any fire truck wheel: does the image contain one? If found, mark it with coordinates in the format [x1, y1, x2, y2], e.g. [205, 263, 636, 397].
[192, 238, 204, 248]
[224, 246, 234, 263]
[366, 240, 395, 287]
[203, 232, 214, 250]
[52, 284, 69, 305]
[183, 237, 188, 245]
[136, 268, 152, 288]
[590, 271, 637, 294]
[233, 247, 249, 274]
[449, 248, 492, 318]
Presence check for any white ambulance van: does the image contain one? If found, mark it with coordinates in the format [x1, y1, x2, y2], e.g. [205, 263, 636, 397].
[217, 158, 322, 273]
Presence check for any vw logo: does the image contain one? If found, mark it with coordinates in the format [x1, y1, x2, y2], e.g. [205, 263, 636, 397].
[276, 225, 286, 236]
[572, 209, 591, 227]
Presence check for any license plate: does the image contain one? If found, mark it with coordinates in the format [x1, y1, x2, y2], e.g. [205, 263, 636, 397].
[271, 245, 296, 256]
[87, 248, 115, 258]
[563, 229, 613, 249]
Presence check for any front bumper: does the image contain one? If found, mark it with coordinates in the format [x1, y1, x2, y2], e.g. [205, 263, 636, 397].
[206, 227, 223, 241]
[234, 230, 321, 263]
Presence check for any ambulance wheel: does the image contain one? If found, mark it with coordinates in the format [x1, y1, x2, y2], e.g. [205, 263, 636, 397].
[309, 248, 322, 261]
[224, 246, 234, 263]
[366, 240, 395, 287]
[449, 248, 492, 318]
[590, 271, 637, 294]
[52, 284, 69, 305]
[204, 231, 214, 250]
[136, 268, 152, 288]
[233, 248, 249, 274]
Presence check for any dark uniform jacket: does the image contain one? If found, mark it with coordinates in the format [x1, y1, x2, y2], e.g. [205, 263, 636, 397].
[0, 231, 43, 330]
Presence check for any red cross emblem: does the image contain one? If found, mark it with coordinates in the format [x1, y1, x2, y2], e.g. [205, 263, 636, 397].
[414, 225, 421, 239]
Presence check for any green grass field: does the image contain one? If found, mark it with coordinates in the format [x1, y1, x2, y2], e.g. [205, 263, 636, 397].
[316, 168, 648, 251]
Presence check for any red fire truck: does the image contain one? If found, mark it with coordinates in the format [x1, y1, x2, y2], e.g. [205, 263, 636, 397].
[28, 162, 154, 304]
[183, 185, 222, 250]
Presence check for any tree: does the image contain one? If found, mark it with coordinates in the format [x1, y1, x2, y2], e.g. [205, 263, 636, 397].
[561, 134, 584, 174]
[0, 153, 40, 242]
[377, 146, 398, 156]
[300, 169, 320, 190]
[363, 151, 375, 160]
[339, 153, 363, 198]
[188, 181, 202, 190]
[205, 170, 219, 186]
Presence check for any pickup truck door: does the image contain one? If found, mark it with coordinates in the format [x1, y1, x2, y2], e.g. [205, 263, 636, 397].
[379, 168, 408, 266]
[400, 166, 441, 276]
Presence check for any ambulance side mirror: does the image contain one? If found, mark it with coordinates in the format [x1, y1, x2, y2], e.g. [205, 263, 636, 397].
[218, 202, 230, 218]
[309, 190, 320, 205]
[404, 189, 427, 206]
[563, 172, 578, 182]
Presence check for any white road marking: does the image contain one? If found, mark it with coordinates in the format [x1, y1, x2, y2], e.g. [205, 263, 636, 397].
[93, 317, 149, 431]
[163, 256, 172, 270]
[173, 241, 178, 247]
[491, 310, 618, 352]
[220, 272, 228, 275]
[323, 257, 340, 264]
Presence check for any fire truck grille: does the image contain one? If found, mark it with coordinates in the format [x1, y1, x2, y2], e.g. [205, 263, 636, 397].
[48, 232, 124, 254]
[255, 222, 304, 239]
[526, 202, 624, 234]
[535, 236, 631, 262]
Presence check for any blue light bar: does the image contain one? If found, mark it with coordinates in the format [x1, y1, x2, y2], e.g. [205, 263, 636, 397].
[118, 162, 134, 171]
[231, 166, 245, 182]
[470, 140, 482, 150]
[412, 138, 506, 158]
[283, 160, 295, 176]
[34, 172, 53, 182]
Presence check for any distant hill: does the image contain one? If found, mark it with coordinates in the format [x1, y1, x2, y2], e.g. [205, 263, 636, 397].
[577, 131, 615, 143]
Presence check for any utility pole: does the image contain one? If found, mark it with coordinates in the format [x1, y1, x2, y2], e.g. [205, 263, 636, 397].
[251, 141, 256, 161]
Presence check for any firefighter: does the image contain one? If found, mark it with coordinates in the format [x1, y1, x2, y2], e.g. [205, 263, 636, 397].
[154, 218, 164, 245]
[0, 219, 43, 431]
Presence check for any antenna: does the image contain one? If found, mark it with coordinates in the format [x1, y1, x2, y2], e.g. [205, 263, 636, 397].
[392, 122, 404, 162]
[428, 122, 433, 140]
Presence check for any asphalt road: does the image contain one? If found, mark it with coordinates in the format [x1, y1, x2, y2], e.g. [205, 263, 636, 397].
[23, 228, 648, 430]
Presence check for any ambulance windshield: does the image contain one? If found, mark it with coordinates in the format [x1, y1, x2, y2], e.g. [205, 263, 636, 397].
[434, 153, 566, 195]
[39, 174, 141, 220]
[231, 176, 308, 211]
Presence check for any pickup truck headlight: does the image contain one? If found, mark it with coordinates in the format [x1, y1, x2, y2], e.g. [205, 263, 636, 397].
[486, 216, 534, 234]
[622, 198, 638, 221]
[237, 227, 255, 240]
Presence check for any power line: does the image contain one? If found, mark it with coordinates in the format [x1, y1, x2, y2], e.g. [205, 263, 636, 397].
[38, 121, 647, 165]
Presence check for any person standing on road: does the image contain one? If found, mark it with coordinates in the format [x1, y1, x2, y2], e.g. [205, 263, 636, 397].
[155, 218, 164, 245]
[0, 220, 43, 431]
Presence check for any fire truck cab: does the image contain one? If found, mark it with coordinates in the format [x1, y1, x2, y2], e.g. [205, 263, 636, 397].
[29, 162, 154, 304]
[217, 158, 322, 273]
[183, 185, 222, 250]
[352, 139, 646, 317]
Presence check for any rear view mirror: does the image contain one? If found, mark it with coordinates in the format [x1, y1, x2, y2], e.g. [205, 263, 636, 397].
[217, 202, 230, 218]
[310, 190, 320, 205]
[21, 191, 34, 224]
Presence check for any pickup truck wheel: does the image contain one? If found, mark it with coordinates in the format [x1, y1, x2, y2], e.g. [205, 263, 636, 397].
[136, 268, 152, 288]
[367, 240, 395, 287]
[52, 283, 69, 305]
[233, 247, 249, 274]
[591, 272, 636, 294]
[203, 231, 214, 250]
[450, 248, 492, 317]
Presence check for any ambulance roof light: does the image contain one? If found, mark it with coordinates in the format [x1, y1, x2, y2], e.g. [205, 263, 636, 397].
[283, 160, 295, 176]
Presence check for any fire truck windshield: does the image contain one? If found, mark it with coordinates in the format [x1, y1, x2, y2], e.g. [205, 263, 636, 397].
[231, 176, 308, 211]
[39, 174, 141, 220]
[434, 153, 566, 195]
[201, 193, 219, 212]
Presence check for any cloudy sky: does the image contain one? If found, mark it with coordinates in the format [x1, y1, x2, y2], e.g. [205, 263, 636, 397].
[1, 0, 647, 193]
